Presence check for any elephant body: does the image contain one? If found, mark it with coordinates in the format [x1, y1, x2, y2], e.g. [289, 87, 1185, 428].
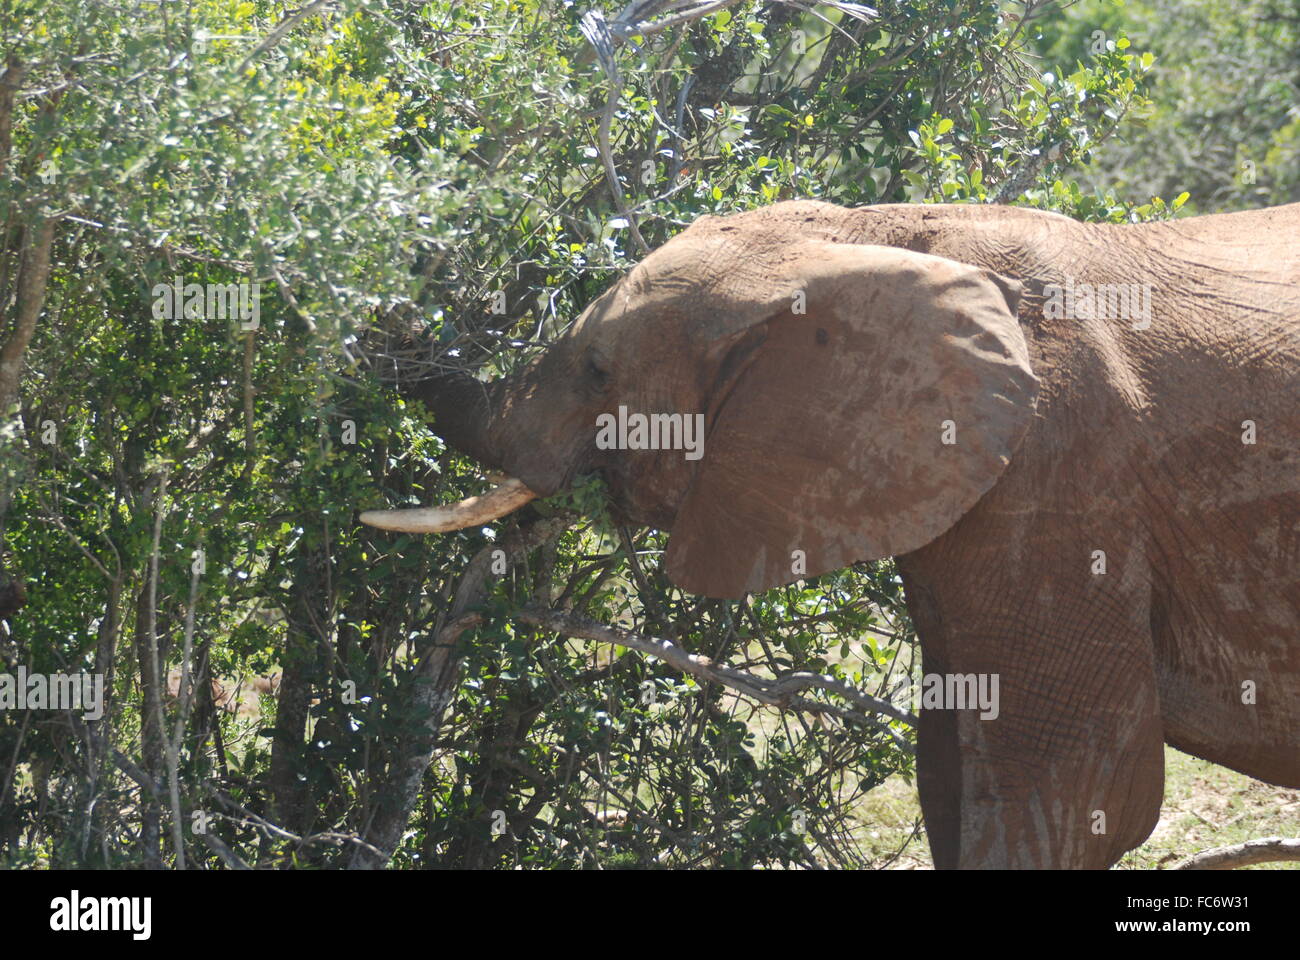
[370, 200, 1300, 868]
[841, 202, 1300, 867]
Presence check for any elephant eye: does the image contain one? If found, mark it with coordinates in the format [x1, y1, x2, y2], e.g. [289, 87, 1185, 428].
[585, 355, 611, 388]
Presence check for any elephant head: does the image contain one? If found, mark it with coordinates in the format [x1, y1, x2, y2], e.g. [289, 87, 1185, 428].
[363, 205, 1039, 600]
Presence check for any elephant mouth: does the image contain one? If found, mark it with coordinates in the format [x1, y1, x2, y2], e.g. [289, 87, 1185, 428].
[359, 476, 539, 533]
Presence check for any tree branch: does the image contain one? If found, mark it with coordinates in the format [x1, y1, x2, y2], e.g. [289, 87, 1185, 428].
[0, 58, 29, 180]
[1173, 836, 1300, 870]
[513, 606, 915, 751]
[0, 216, 55, 412]
[200, 831, 252, 870]
[237, 0, 337, 74]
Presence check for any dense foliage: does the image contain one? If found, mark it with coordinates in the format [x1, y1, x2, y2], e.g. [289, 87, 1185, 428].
[1030, 0, 1300, 212]
[0, 0, 1247, 869]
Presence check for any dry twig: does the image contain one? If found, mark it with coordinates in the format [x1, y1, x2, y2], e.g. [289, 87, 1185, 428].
[1173, 836, 1300, 870]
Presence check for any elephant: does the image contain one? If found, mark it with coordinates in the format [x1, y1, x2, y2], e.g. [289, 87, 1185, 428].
[362, 199, 1300, 868]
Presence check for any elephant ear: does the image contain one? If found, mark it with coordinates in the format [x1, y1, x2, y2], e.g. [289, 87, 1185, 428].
[664, 241, 1038, 599]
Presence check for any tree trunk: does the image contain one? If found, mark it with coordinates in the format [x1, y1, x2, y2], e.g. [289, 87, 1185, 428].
[347, 514, 568, 869]
[0, 216, 56, 413]
[268, 544, 330, 841]
[133, 580, 167, 870]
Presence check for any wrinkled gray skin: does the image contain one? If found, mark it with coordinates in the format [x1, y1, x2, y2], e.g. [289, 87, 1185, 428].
[396, 201, 1300, 868]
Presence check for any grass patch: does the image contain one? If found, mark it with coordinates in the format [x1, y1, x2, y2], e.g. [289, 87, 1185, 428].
[851, 746, 1300, 869]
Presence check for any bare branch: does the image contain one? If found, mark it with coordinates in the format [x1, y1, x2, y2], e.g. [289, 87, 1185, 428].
[1173, 836, 1300, 870]
[200, 831, 252, 870]
[579, 10, 651, 255]
[514, 606, 916, 750]
[237, 0, 337, 75]
[607, 1, 876, 43]
[203, 784, 387, 860]
[165, 556, 203, 869]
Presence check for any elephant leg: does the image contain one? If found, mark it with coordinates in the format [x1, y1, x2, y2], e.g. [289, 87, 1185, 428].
[900, 548, 1166, 869]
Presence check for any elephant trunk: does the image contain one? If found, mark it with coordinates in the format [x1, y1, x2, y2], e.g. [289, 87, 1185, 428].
[400, 367, 505, 470]
[361, 367, 539, 533]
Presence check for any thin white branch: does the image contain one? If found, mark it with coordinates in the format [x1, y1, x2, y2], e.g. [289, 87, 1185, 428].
[1173, 836, 1300, 870]
[237, 0, 337, 74]
[515, 606, 915, 751]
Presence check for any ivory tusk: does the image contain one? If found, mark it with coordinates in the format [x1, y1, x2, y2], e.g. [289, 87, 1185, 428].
[360, 477, 538, 533]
